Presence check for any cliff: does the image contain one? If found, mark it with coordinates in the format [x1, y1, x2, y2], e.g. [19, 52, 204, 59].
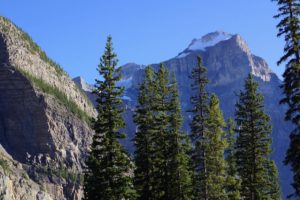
[0, 16, 96, 199]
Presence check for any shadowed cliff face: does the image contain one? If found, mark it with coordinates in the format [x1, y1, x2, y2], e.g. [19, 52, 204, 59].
[0, 34, 8, 64]
[0, 35, 55, 163]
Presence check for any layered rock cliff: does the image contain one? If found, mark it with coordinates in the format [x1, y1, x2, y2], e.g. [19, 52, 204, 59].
[0, 16, 96, 199]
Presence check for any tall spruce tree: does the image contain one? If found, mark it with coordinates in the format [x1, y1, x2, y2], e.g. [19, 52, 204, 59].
[167, 74, 193, 200]
[273, 0, 300, 197]
[83, 36, 136, 200]
[204, 94, 228, 199]
[133, 66, 156, 200]
[189, 56, 210, 199]
[225, 118, 237, 177]
[151, 64, 171, 199]
[224, 118, 241, 200]
[134, 66, 193, 200]
[235, 74, 281, 200]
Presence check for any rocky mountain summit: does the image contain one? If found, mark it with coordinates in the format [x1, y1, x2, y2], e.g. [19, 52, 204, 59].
[0, 16, 97, 199]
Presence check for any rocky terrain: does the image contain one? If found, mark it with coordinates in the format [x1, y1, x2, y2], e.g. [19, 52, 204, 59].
[0, 16, 96, 199]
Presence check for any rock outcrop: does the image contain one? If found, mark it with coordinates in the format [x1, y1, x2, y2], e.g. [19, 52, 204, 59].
[0, 16, 96, 199]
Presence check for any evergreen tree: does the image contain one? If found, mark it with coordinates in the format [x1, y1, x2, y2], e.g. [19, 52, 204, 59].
[83, 36, 136, 200]
[225, 118, 237, 177]
[235, 74, 281, 200]
[134, 66, 193, 200]
[189, 56, 210, 199]
[224, 118, 241, 200]
[133, 66, 156, 200]
[205, 94, 228, 199]
[167, 74, 193, 200]
[150, 64, 171, 199]
[273, 0, 300, 197]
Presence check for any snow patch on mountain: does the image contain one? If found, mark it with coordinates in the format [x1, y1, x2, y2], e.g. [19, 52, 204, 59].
[188, 31, 233, 51]
[118, 76, 133, 89]
[177, 52, 191, 58]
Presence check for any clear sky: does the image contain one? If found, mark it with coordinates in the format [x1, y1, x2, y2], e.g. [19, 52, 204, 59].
[0, 0, 285, 83]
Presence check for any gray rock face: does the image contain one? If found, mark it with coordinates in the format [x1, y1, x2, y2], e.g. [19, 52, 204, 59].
[0, 65, 55, 163]
[0, 17, 96, 199]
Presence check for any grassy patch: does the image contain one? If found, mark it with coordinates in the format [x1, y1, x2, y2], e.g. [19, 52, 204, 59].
[34, 165, 84, 185]
[17, 68, 92, 124]
[50, 167, 84, 185]
[19, 31, 66, 76]
[0, 158, 10, 175]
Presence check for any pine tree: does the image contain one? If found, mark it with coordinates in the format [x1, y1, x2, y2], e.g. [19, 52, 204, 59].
[83, 36, 136, 200]
[235, 74, 281, 200]
[150, 64, 171, 199]
[134, 67, 193, 200]
[189, 56, 210, 199]
[225, 118, 237, 177]
[205, 94, 228, 199]
[167, 74, 193, 200]
[273, 0, 300, 197]
[224, 118, 241, 200]
[133, 66, 156, 200]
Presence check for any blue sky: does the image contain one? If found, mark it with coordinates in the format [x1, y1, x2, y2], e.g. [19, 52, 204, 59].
[1, 0, 284, 83]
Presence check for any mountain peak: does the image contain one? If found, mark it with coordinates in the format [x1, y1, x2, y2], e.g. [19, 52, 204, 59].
[73, 76, 93, 92]
[187, 31, 233, 51]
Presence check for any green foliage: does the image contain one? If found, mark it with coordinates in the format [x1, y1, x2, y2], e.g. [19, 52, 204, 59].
[167, 74, 193, 200]
[133, 66, 156, 200]
[189, 56, 211, 199]
[134, 66, 193, 200]
[235, 74, 281, 200]
[224, 118, 241, 200]
[84, 35, 136, 200]
[32, 164, 83, 185]
[285, 133, 300, 198]
[17, 68, 91, 124]
[0, 158, 10, 176]
[50, 167, 84, 185]
[273, 0, 300, 197]
[150, 64, 172, 199]
[202, 94, 228, 200]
